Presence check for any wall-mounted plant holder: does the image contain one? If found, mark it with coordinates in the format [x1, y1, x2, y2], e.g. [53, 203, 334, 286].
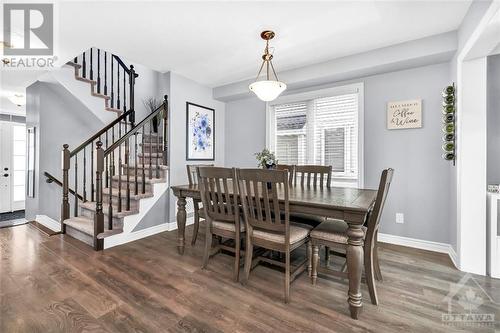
[441, 83, 456, 165]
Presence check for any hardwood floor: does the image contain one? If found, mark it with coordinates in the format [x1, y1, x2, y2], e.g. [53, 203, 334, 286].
[1, 223, 499, 332]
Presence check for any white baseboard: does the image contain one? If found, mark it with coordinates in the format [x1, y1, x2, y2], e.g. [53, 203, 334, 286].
[104, 223, 170, 249]
[35, 215, 61, 232]
[104, 216, 194, 249]
[378, 233, 459, 269]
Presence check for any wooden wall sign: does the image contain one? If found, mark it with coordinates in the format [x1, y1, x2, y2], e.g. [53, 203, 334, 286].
[387, 99, 422, 130]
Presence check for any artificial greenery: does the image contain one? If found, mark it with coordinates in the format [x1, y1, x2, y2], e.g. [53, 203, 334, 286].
[255, 148, 278, 168]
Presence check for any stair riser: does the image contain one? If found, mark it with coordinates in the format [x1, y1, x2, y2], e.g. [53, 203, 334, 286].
[142, 134, 163, 142]
[109, 180, 153, 194]
[140, 145, 163, 154]
[123, 167, 167, 179]
[66, 225, 94, 247]
[79, 209, 124, 229]
[102, 195, 141, 211]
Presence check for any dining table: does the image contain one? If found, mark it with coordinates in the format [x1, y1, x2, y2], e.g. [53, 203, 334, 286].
[171, 183, 378, 319]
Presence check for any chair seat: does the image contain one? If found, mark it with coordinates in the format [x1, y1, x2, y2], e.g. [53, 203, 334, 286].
[310, 219, 366, 244]
[252, 224, 310, 244]
[212, 220, 245, 233]
[289, 213, 325, 227]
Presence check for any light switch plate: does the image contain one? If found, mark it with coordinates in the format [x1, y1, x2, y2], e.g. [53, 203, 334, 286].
[396, 213, 404, 224]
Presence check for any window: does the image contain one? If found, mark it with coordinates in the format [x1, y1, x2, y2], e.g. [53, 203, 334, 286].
[12, 125, 26, 202]
[268, 84, 363, 186]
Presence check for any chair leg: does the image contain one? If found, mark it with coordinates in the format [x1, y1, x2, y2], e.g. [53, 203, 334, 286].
[234, 234, 241, 282]
[285, 250, 291, 303]
[307, 241, 312, 277]
[311, 245, 319, 285]
[324, 246, 330, 267]
[374, 231, 383, 281]
[364, 240, 378, 305]
[242, 233, 253, 284]
[191, 207, 200, 246]
[202, 224, 212, 269]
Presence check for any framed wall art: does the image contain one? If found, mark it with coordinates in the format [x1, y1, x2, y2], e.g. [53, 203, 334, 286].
[186, 102, 215, 161]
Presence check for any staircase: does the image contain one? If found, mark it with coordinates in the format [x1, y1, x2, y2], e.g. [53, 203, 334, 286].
[47, 47, 169, 250]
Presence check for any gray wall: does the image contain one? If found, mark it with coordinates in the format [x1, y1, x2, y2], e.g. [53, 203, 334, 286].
[25, 82, 103, 221]
[168, 72, 226, 222]
[225, 97, 266, 167]
[224, 62, 453, 244]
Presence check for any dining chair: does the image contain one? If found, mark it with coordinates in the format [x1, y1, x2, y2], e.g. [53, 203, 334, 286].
[237, 168, 312, 303]
[310, 168, 394, 305]
[293, 165, 332, 188]
[197, 166, 244, 282]
[276, 164, 295, 185]
[186, 164, 213, 245]
[290, 165, 333, 227]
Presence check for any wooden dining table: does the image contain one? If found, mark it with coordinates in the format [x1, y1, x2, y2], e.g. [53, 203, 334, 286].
[171, 183, 377, 319]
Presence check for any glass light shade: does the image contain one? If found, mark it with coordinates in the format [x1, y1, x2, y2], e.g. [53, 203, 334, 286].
[249, 80, 287, 102]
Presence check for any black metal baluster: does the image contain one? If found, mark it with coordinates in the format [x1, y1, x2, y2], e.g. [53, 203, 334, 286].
[91, 141, 95, 202]
[156, 117, 160, 178]
[104, 52, 108, 96]
[82, 52, 86, 78]
[123, 68, 126, 112]
[111, 126, 115, 176]
[117, 64, 121, 109]
[74, 155, 78, 217]
[83, 147, 87, 202]
[126, 135, 131, 211]
[149, 122, 152, 180]
[90, 48, 93, 81]
[118, 143, 122, 213]
[97, 49, 101, 94]
[111, 56, 114, 108]
[141, 128, 146, 194]
[105, 131, 109, 187]
[108, 157, 113, 230]
[134, 132, 138, 195]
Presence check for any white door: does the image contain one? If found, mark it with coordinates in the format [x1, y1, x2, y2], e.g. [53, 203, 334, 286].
[0, 122, 26, 213]
[0, 122, 13, 213]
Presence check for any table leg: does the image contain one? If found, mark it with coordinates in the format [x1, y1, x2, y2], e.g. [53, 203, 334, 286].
[346, 223, 365, 319]
[176, 196, 187, 255]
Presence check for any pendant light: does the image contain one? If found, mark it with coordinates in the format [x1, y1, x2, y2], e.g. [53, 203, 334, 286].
[249, 30, 286, 101]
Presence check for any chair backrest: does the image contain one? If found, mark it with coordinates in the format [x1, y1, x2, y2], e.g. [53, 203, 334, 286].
[187, 164, 214, 185]
[197, 167, 239, 225]
[293, 165, 332, 188]
[236, 169, 290, 235]
[366, 168, 394, 235]
[276, 164, 294, 186]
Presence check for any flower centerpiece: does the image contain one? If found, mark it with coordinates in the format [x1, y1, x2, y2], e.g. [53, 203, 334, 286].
[255, 148, 277, 169]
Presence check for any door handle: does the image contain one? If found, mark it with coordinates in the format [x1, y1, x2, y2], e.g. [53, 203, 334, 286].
[3, 174, 8, 177]
[3, 167, 8, 171]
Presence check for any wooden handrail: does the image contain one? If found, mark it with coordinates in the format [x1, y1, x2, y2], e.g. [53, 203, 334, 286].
[104, 99, 166, 156]
[44, 171, 84, 201]
[112, 54, 139, 78]
[70, 110, 133, 157]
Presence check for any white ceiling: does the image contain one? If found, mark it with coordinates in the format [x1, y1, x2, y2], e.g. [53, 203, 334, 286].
[1, 0, 472, 98]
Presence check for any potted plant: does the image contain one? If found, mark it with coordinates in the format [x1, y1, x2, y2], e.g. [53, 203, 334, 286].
[143, 97, 163, 133]
[255, 148, 277, 169]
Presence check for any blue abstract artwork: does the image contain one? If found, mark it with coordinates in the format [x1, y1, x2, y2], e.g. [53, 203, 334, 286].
[186, 103, 215, 160]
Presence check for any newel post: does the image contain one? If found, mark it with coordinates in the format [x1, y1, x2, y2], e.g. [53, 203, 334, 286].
[61, 144, 70, 233]
[162, 95, 168, 165]
[129, 65, 136, 126]
[94, 141, 105, 251]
